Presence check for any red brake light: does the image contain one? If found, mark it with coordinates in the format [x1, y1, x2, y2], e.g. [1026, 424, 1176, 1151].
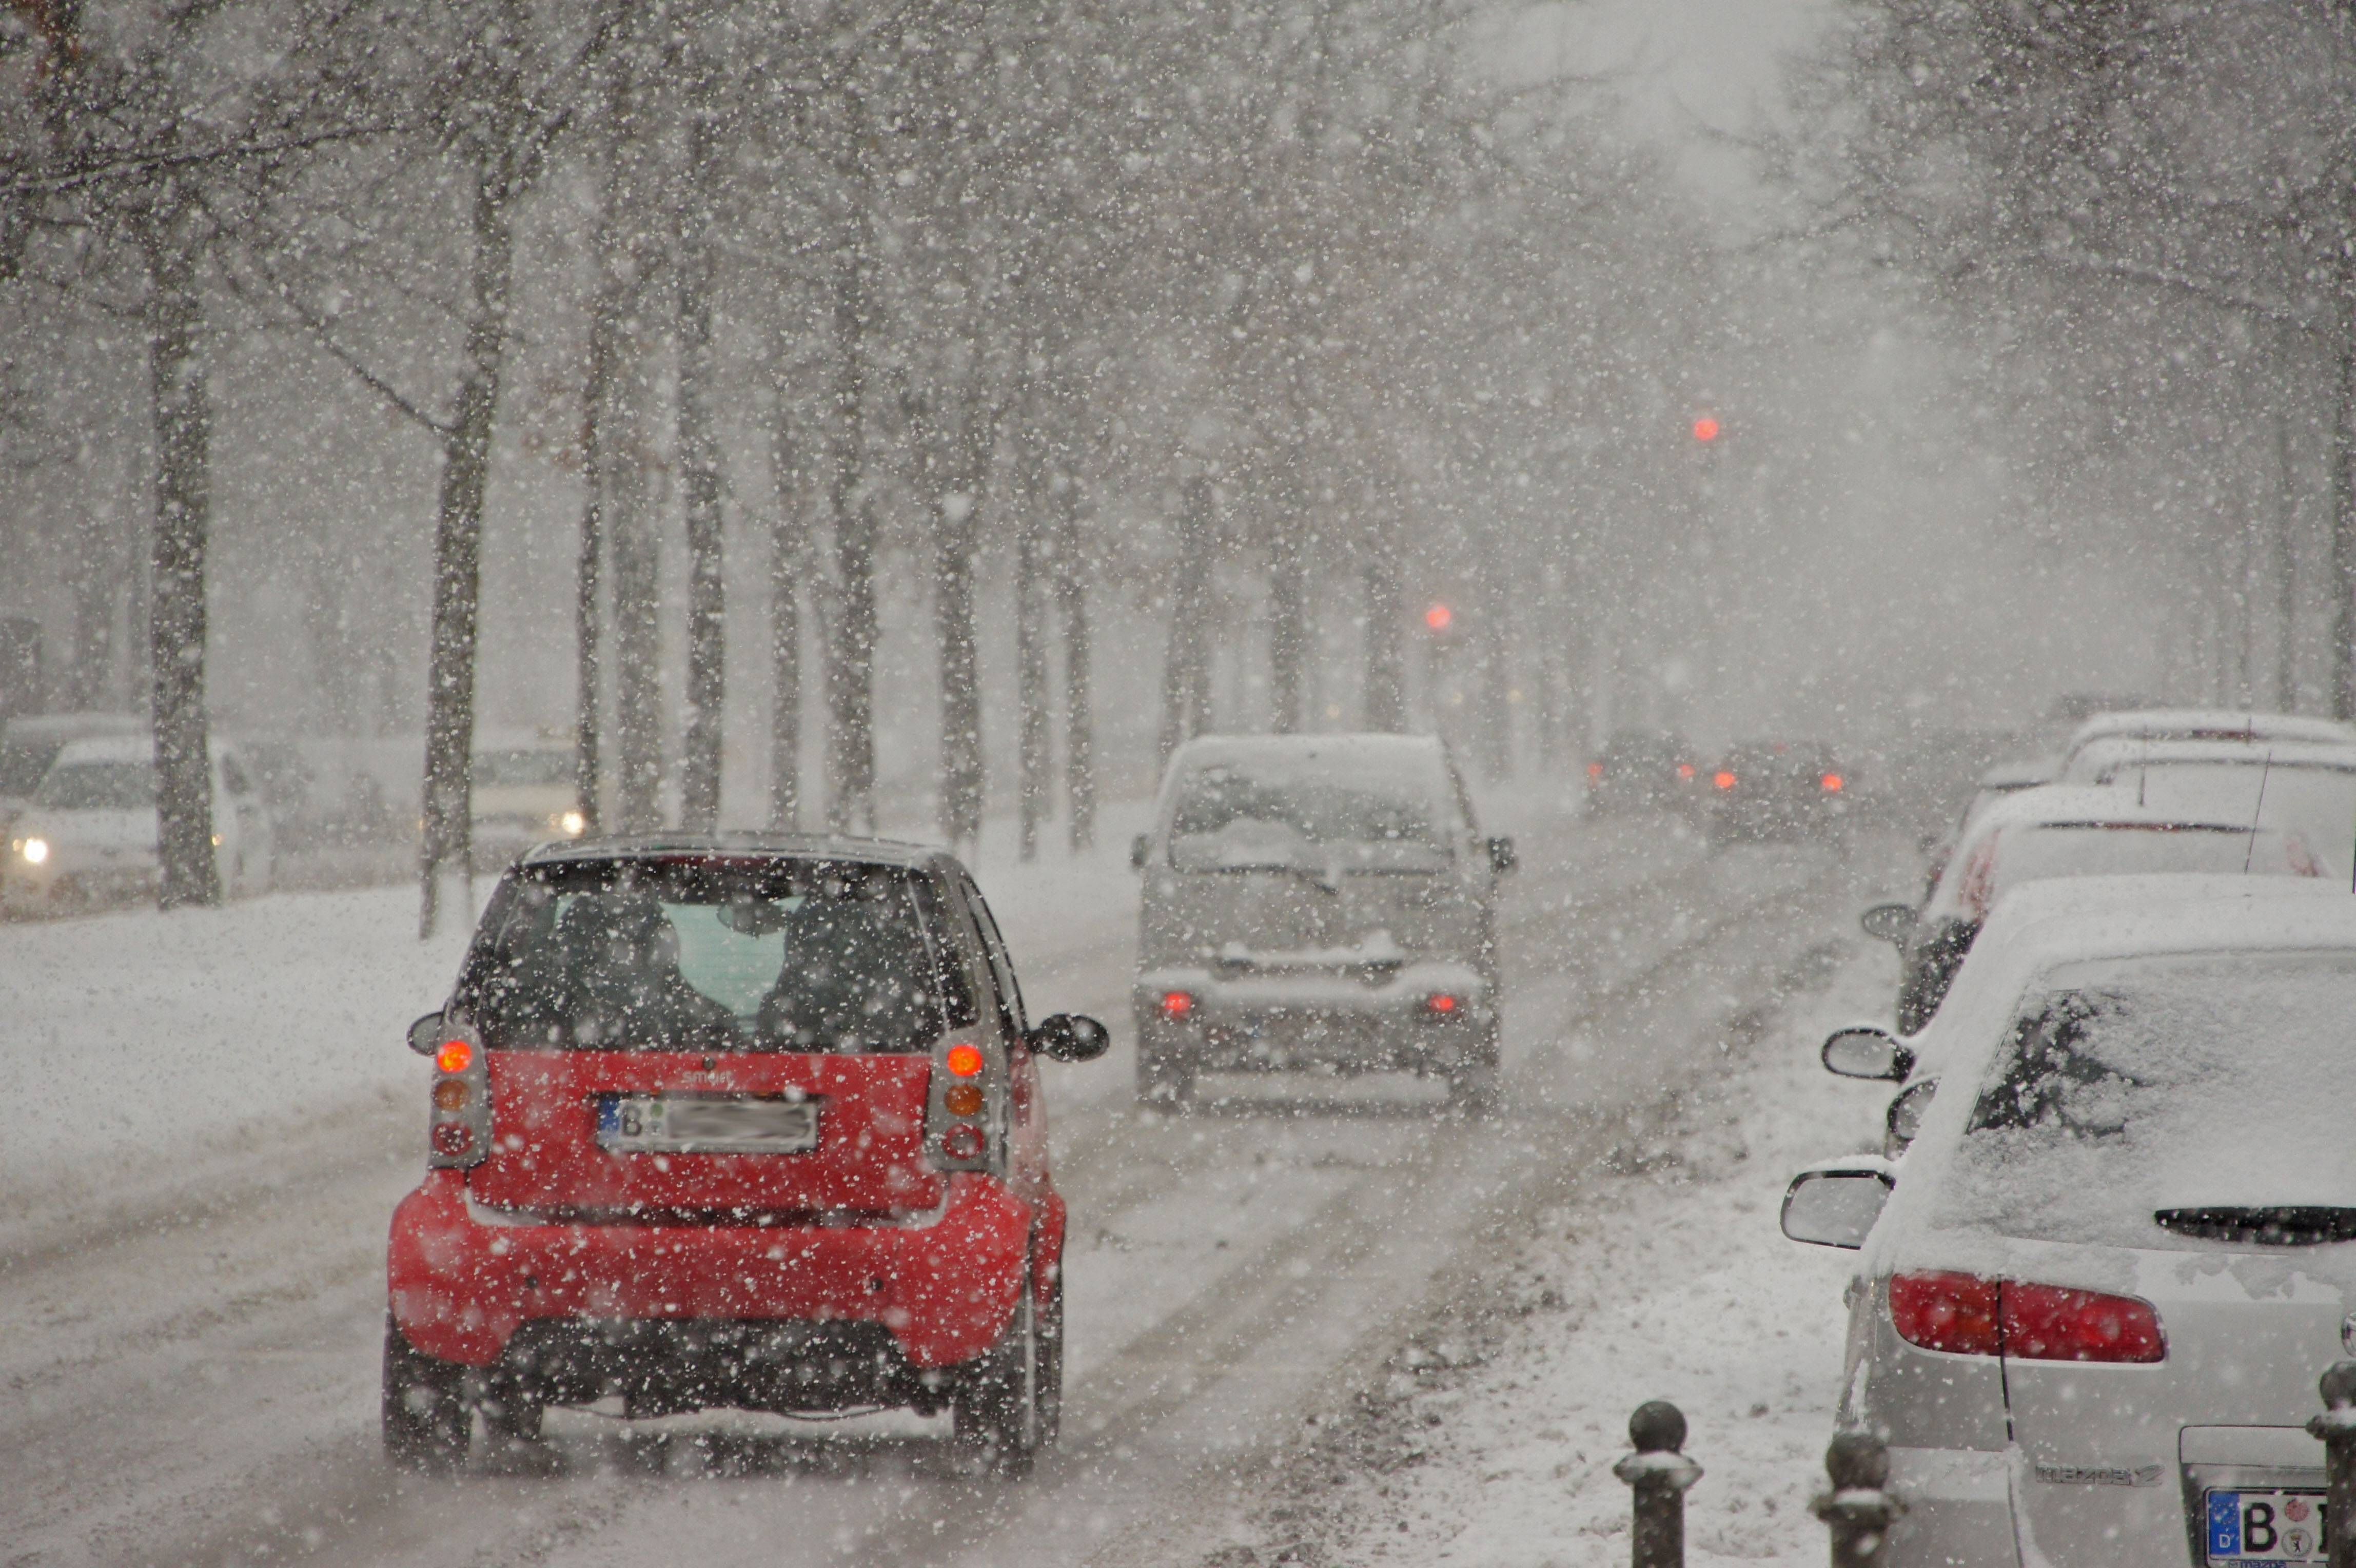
[1890, 1271, 2001, 1356]
[1425, 993, 1458, 1015]
[942, 1123, 985, 1161]
[430, 1122, 474, 1157]
[2002, 1281, 2165, 1363]
[1677, 763, 1695, 780]
[436, 1040, 473, 1074]
[1714, 771, 1737, 791]
[946, 1043, 986, 1078]
[1587, 762, 1605, 778]
[1890, 1271, 2164, 1362]
[1160, 991, 1195, 1021]
[1821, 773, 1845, 793]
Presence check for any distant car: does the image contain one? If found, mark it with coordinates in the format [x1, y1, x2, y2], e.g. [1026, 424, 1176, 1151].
[1786, 876, 2356, 1567]
[3, 733, 274, 909]
[1130, 733, 1514, 1111]
[469, 738, 587, 868]
[384, 834, 1110, 1476]
[1862, 783, 2327, 1032]
[1584, 729, 1699, 817]
[0, 713, 146, 834]
[1705, 740, 1851, 847]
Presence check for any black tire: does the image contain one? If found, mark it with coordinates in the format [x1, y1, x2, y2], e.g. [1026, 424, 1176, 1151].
[953, 1271, 1056, 1477]
[480, 1379, 544, 1446]
[382, 1315, 469, 1473]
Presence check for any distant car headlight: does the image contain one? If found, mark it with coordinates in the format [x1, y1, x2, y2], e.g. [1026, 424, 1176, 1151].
[555, 809, 587, 837]
[19, 836, 49, 865]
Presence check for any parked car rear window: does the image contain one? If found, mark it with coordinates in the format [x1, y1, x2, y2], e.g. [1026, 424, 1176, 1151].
[34, 760, 156, 811]
[465, 859, 952, 1053]
[1168, 760, 1447, 871]
[1937, 951, 2356, 1246]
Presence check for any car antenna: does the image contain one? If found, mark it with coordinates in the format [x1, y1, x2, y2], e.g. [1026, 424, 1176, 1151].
[2244, 750, 2274, 876]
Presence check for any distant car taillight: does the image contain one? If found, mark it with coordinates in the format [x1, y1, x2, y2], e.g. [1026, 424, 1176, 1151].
[1424, 993, 1459, 1016]
[1587, 762, 1605, 779]
[426, 1020, 489, 1170]
[1677, 763, 1696, 781]
[1160, 990, 1196, 1021]
[926, 1033, 1005, 1175]
[1714, 771, 1737, 791]
[1890, 1271, 2163, 1363]
[1821, 773, 1844, 793]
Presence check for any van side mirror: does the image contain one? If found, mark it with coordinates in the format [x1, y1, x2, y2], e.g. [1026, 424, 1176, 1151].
[1029, 1013, 1112, 1063]
[1129, 834, 1151, 871]
[1822, 1025, 1914, 1082]
[1859, 903, 1914, 945]
[1781, 1162, 1895, 1248]
[1487, 836, 1517, 875]
[406, 1011, 446, 1056]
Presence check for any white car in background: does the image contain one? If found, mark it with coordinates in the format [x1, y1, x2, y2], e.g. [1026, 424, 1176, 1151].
[4, 733, 275, 909]
[1788, 875, 2356, 1567]
[469, 735, 587, 868]
[2058, 707, 2356, 770]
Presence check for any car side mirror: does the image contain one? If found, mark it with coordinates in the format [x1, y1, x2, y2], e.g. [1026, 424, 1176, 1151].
[1029, 1012, 1112, 1063]
[1129, 834, 1151, 871]
[1781, 1162, 1896, 1249]
[1487, 836, 1517, 875]
[1822, 1025, 1914, 1082]
[1858, 903, 1914, 945]
[1883, 1078, 1938, 1160]
[406, 1011, 446, 1056]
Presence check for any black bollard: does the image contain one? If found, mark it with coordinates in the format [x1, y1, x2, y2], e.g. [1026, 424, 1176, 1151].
[1812, 1428, 1903, 1568]
[1613, 1399, 1703, 1568]
[2305, 1360, 2356, 1568]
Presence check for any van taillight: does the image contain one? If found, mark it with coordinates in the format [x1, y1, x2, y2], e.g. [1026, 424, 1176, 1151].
[1160, 991, 1196, 1021]
[427, 1020, 489, 1171]
[1890, 1271, 2163, 1363]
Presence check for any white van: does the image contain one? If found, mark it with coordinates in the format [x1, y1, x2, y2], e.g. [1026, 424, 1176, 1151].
[4, 734, 275, 909]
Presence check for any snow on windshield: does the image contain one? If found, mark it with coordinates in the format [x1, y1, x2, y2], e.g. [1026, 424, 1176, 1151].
[1168, 760, 1449, 871]
[1935, 951, 2356, 1248]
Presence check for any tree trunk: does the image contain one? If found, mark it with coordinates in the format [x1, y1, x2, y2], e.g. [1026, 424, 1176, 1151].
[675, 103, 726, 833]
[768, 361, 805, 832]
[1362, 521, 1405, 732]
[2278, 401, 2299, 712]
[1015, 427, 1050, 860]
[1160, 475, 1217, 765]
[1055, 472, 1094, 850]
[1269, 524, 1307, 735]
[2332, 259, 2356, 722]
[418, 171, 516, 937]
[825, 243, 876, 834]
[933, 481, 984, 852]
[574, 253, 620, 835]
[142, 217, 220, 911]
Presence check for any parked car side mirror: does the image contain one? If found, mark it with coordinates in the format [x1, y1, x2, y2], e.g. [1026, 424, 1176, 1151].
[1781, 1162, 1895, 1248]
[1883, 1079, 1938, 1160]
[406, 1011, 446, 1056]
[1487, 836, 1518, 875]
[1858, 903, 1914, 945]
[1129, 834, 1151, 871]
[1029, 1012, 1112, 1063]
[1822, 1025, 1914, 1082]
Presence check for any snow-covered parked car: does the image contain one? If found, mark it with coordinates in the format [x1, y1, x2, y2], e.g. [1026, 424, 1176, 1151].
[1129, 733, 1514, 1111]
[4, 732, 275, 909]
[1785, 874, 2356, 1567]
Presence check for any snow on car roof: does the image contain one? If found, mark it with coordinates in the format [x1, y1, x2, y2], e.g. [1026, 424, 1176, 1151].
[1161, 732, 1450, 793]
[2060, 735, 2356, 783]
[1975, 756, 2054, 789]
[2062, 707, 2356, 758]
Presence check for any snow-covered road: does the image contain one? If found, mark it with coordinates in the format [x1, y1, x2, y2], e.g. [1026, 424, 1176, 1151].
[0, 805, 1882, 1567]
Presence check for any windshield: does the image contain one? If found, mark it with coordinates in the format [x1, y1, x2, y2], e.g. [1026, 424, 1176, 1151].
[0, 740, 62, 796]
[33, 760, 156, 811]
[1937, 951, 2356, 1246]
[1167, 758, 1449, 872]
[476, 750, 574, 788]
[465, 859, 956, 1053]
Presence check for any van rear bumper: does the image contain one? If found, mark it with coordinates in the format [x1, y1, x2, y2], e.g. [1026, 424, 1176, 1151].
[1135, 961, 1494, 1071]
[387, 1168, 1035, 1370]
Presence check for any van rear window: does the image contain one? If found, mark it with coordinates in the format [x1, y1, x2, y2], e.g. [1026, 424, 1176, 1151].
[465, 859, 952, 1053]
[1168, 762, 1447, 871]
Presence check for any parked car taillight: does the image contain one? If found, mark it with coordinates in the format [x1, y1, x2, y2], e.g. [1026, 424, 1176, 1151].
[426, 1021, 489, 1170]
[1891, 1271, 2164, 1362]
[1159, 990, 1196, 1021]
[1821, 773, 1844, 792]
[1714, 771, 1737, 791]
[925, 1033, 1005, 1174]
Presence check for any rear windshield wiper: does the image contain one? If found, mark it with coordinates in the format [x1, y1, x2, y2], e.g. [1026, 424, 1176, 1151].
[2153, 1207, 2356, 1246]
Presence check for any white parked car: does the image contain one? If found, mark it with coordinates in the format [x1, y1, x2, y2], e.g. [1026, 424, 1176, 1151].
[2058, 707, 2356, 770]
[1788, 874, 2356, 1567]
[469, 735, 586, 869]
[4, 734, 275, 908]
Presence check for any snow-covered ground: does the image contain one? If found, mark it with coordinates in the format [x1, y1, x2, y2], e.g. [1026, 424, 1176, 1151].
[1208, 941, 1898, 1566]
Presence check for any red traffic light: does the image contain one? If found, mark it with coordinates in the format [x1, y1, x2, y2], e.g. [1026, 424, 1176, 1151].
[1424, 603, 1454, 633]
[1692, 417, 1721, 443]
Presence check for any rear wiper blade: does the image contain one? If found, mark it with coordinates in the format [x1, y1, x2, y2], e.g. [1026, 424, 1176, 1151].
[2153, 1207, 2356, 1246]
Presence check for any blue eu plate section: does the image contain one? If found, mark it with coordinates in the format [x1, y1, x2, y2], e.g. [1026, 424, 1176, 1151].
[2207, 1488, 2329, 1565]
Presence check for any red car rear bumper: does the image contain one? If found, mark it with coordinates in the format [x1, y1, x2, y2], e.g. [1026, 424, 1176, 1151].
[387, 1168, 1049, 1370]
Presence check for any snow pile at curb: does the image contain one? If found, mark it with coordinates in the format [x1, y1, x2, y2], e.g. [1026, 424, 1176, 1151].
[1307, 943, 1898, 1566]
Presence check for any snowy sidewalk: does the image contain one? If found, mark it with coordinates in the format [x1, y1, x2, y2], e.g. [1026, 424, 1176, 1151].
[1255, 940, 1898, 1566]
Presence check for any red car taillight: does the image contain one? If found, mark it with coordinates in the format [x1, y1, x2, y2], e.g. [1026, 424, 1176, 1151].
[1587, 762, 1605, 779]
[1160, 990, 1196, 1021]
[1677, 763, 1696, 781]
[1821, 773, 1844, 793]
[1714, 771, 1737, 791]
[1890, 1271, 2164, 1362]
[1424, 993, 1460, 1016]
[426, 1019, 489, 1170]
[926, 1034, 1005, 1174]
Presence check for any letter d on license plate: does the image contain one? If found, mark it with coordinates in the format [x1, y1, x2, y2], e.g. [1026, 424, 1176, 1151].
[596, 1094, 820, 1155]
[2208, 1489, 2328, 1564]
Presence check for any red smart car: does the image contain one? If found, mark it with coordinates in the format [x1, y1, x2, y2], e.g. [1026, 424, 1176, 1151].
[383, 836, 1108, 1475]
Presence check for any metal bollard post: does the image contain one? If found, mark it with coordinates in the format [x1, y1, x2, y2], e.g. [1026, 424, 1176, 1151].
[1813, 1428, 1903, 1568]
[2305, 1361, 2356, 1568]
[1613, 1399, 1703, 1568]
